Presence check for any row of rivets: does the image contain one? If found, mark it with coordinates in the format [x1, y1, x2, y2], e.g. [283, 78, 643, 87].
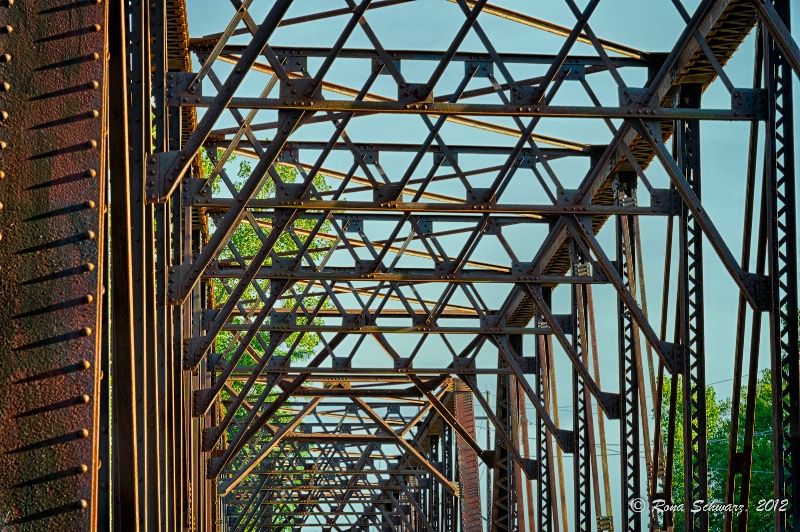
[81, 7, 102, 324]
[1, 2, 103, 498]
[13, 0, 99, 477]
[74, 1, 103, 479]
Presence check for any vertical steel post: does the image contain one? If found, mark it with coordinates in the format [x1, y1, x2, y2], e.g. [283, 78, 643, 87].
[431, 434, 441, 531]
[0, 0, 109, 525]
[150, 0, 172, 527]
[444, 421, 455, 531]
[170, 105, 187, 532]
[571, 278, 591, 532]
[616, 172, 641, 532]
[126, 0, 155, 526]
[764, 3, 800, 530]
[536, 288, 553, 532]
[677, 82, 708, 532]
[109, 0, 140, 527]
[491, 335, 520, 532]
[724, 27, 765, 532]
[98, 206, 112, 530]
[455, 379, 483, 532]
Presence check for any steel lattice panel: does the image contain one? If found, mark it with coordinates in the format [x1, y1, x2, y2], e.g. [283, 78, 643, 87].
[144, 1, 788, 530]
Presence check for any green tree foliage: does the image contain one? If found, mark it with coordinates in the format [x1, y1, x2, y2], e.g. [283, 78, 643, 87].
[716, 371, 775, 532]
[660, 377, 729, 530]
[660, 371, 775, 531]
[200, 148, 332, 367]
[200, 149, 330, 530]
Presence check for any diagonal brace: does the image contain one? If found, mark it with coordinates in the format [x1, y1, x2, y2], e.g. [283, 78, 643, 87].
[351, 397, 458, 495]
[146, 0, 294, 202]
[216, 397, 322, 493]
[634, 119, 771, 311]
[565, 215, 685, 374]
[751, 0, 800, 78]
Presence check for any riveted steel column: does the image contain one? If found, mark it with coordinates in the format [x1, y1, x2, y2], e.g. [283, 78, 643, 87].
[572, 280, 591, 532]
[677, 82, 708, 532]
[536, 288, 554, 532]
[491, 335, 520, 532]
[109, 0, 141, 528]
[616, 172, 641, 532]
[764, 3, 800, 530]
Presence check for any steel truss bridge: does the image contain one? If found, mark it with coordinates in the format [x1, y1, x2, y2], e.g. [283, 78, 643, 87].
[0, 0, 799, 530]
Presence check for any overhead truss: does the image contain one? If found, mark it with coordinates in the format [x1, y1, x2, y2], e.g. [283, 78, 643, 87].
[0, 0, 799, 531]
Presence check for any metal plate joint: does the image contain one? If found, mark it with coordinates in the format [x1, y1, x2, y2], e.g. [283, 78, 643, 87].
[466, 187, 492, 204]
[343, 218, 363, 233]
[552, 313, 573, 335]
[479, 313, 506, 331]
[279, 145, 299, 163]
[619, 87, 648, 106]
[741, 271, 771, 311]
[166, 72, 201, 105]
[278, 54, 307, 72]
[731, 88, 767, 120]
[556, 188, 579, 205]
[433, 150, 457, 167]
[398, 83, 432, 103]
[516, 356, 537, 374]
[279, 78, 320, 100]
[355, 259, 379, 275]
[342, 313, 366, 329]
[650, 188, 680, 215]
[394, 358, 412, 370]
[374, 184, 402, 203]
[465, 60, 493, 77]
[510, 84, 539, 105]
[169, 263, 192, 305]
[146, 150, 181, 203]
[659, 341, 685, 375]
[560, 64, 585, 81]
[521, 458, 540, 479]
[193, 388, 214, 417]
[372, 57, 400, 75]
[277, 183, 309, 201]
[516, 154, 536, 169]
[356, 148, 379, 165]
[555, 429, 575, 453]
[416, 219, 433, 235]
[183, 177, 210, 206]
[270, 309, 296, 325]
[332, 356, 351, 369]
[598, 391, 621, 420]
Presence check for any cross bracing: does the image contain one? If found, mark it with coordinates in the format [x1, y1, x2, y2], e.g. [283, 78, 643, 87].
[0, 1, 798, 531]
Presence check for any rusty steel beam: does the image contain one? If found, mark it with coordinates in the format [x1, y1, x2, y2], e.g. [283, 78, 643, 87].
[172, 96, 758, 120]
[197, 197, 679, 215]
[0, 0, 108, 529]
[108, 0, 140, 527]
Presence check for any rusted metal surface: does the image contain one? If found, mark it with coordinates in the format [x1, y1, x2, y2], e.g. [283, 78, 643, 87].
[454, 379, 483, 532]
[0, 0, 107, 529]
